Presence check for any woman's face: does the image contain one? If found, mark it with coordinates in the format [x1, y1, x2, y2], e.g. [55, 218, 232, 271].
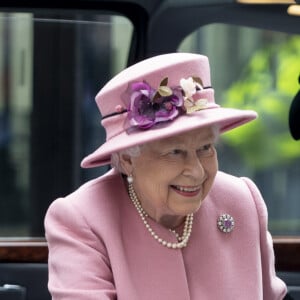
[121, 126, 218, 228]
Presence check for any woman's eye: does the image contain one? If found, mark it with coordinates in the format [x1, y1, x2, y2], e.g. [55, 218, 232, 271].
[197, 144, 213, 156]
[169, 149, 183, 155]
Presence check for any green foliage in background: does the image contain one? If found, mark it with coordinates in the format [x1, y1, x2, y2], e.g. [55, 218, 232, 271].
[222, 36, 300, 171]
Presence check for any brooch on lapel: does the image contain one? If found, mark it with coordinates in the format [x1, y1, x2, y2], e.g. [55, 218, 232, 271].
[217, 214, 235, 233]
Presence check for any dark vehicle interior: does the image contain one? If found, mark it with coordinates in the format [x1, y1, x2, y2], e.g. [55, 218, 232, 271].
[0, 0, 300, 299]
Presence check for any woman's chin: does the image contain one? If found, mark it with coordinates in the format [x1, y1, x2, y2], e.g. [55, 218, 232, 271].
[172, 200, 203, 217]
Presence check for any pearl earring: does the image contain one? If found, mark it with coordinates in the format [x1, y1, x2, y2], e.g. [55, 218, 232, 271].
[127, 175, 133, 184]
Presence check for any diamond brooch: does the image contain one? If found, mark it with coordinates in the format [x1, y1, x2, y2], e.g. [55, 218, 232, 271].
[217, 214, 235, 233]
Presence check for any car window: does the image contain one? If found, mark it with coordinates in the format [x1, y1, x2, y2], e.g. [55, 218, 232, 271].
[178, 24, 300, 236]
[0, 12, 133, 236]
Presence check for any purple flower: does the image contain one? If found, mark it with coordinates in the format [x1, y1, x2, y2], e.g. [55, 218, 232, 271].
[127, 81, 156, 128]
[125, 79, 185, 130]
[155, 91, 183, 123]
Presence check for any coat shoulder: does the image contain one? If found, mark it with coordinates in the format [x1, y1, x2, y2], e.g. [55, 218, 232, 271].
[66, 168, 124, 205]
[209, 171, 266, 217]
[46, 169, 126, 228]
[210, 171, 244, 198]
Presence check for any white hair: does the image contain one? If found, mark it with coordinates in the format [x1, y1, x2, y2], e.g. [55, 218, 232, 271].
[212, 124, 220, 142]
[111, 145, 142, 172]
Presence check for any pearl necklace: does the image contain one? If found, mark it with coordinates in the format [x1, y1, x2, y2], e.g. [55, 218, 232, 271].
[128, 183, 193, 249]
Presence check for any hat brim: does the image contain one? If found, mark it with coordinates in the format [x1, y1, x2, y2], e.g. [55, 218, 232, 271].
[81, 107, 257, 168]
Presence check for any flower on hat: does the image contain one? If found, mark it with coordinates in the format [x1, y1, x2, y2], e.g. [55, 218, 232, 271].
[180, 77, 208, 114]
[180, 77, 199, 98]
[124, 76, 208, 130]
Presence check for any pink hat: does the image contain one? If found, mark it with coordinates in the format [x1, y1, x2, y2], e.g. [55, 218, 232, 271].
[81, 53, 257, 168]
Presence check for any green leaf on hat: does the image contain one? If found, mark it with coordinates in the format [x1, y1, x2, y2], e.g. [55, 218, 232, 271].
[152, 77, 172, 101]
[192, 76, 203, 87]
[158, 86, 172, 97]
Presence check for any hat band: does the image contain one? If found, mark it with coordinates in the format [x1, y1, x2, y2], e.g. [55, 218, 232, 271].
[102, 108, 128, 120]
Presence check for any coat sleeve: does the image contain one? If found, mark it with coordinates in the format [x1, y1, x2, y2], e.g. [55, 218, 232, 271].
[242, 177, 287, 300]
[44, 197, 116, 300]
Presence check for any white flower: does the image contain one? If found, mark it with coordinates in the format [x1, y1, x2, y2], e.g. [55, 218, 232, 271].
[195, 98, 208, 108]
[185, 98, 208, 114]
[180, 77, 196, 99]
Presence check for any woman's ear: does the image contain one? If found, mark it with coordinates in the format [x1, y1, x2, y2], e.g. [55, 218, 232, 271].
[119, 153, 134, 176]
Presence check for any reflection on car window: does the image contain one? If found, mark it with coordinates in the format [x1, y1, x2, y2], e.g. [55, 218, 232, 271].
[179, 24, 300, 236]
[0, 12, 133, 236]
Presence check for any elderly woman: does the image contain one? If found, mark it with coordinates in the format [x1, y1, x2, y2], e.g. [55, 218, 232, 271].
[45, 53, 287, 299]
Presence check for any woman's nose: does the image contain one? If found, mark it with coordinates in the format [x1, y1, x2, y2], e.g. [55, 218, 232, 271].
[182, 153, 205, 178]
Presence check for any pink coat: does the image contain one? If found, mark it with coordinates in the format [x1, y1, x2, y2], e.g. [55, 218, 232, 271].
[45, 170, 287, 299]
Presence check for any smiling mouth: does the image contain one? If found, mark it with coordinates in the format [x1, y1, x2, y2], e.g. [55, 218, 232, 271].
[171, 185, 201, 196]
